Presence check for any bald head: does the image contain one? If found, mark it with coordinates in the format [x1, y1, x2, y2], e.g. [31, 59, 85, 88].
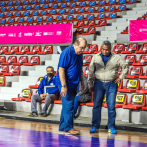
[73, 38, 87, 55]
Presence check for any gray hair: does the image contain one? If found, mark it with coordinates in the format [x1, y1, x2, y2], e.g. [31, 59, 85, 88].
[74, 38, 87, 46]
[102, 40, 111, 49]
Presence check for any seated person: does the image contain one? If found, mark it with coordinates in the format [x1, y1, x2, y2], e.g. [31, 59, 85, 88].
[74, 74, 92, 118]
[28, 66, 60, 117]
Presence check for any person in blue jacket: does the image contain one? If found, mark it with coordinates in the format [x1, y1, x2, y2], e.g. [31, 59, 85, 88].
[28, 66, 60, 117]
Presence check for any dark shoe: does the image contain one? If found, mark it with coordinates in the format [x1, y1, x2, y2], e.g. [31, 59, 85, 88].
[28, 112, 38, 117]
[39, 113, 47, 117]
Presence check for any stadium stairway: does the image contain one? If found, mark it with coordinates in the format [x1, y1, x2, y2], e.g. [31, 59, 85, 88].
[93, 0, 146, 48]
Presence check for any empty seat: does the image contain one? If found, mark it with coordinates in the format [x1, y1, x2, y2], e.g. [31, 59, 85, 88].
[12, 88, 33, 101]
[121, 43, 139, 54]
[0, 46, 8, 54]
[83, 20, 95, 28]
[38, 45, 53, 54]
[139, 69, 147, 79]
[74, 21, 84, 28]
[105, 12, 117, 19]
[12, 56, 28, 66]
[27, 45, 41, 54]
[118, 79, 140, 93]
[1, 56, 17, 65]
[83, 44, 98, 54]
[105, 6, 116, 12]
[0, 56, 6, 64]
[95, 19, 107, 27]
[123, 94, 146, 110]
[54, 96, 62, 104]
[133, 54, 147, 66]
[3, 66, 20, 76]
[84, 14, 95, 21]
[75, 14, 84, 21]
[135, 43, 147, 54]
[65, 15, 74, 22]
[115, 93, 128, 108]
[112, 43, 125, 53]
[117, 5, 126, 12]
[74, 27, 84, 36]
[15, 46, 30, 54]
[136, 80, 147, 94]
[29, 77, 44, 88]
[23, 56, 40, 66]
[124, 54, 136, 65]
[0, 65, 9, 75]
[97, 1, 106, 6]
[83, 66, 89, 77]
[95, 13, 105, 20]
[44, 16, 53, 23]
[121, 26, 128, 34]
[97, 7, 105, 13]
[82, 27, 96, 35]
[126, 66, 143, 79]
[83, 55, 93, 66]
[0, 76, 5, 86]
[5, 46, 19, 55]
[85, 7, 96, 14]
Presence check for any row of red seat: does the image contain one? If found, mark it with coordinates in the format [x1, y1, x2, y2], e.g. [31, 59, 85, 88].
[11, 87, 147, 111]
[0, 45, 53, 55]
[0, 6, 126, 19]
[0, 55, 40, 66]
[0, 0, 136, 9]
[0, 13, 117, 25]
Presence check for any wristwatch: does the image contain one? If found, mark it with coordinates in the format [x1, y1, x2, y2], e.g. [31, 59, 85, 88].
[62, 85, 67, 88]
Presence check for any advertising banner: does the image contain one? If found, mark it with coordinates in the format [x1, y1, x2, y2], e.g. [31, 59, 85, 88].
[0, 24, 73, 44]
[129, 20, 147, 42]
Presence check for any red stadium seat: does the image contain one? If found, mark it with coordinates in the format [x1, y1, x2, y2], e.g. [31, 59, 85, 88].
[83, 20, 95, 28]
[117, 80, 123, 91]
[95, 13, 105, 20]
[3, 66, 20, 76]
[102, 95, 107, 107]
[1, 56, 17, 65]
[85, 93, 93, 106]
[136, 80, 147, 94]
[112, 43, 125, 54]
[95, 20, 107, 27]
[29, 77, 44, 88]
[0, 76, 5, 86]
[84, 14, 95, 21]
[124, 54, 136, 65]
[12, 88, 33, 101]
[38, 45, 53, 54]
[123, 94, 146, 110]
[133, 55, 147, 66]
[118, 79, 140, 93]
[83, 44, 98, 54]
[82, 27, 96, 35]
[121, 43, 139, 54]
[83, 66, 89, 77]
[0, 65, 9, 75]
[115, 93, 128, 108]
[23, 56, 40, 66]
[15, 46, 30, 54]
[105, 0, 116, 6]
[74, 14, 84, 21]
[12, 56, 29, 66]
[125, 66, 143, 79]
[105, 6, 116, 12]
[135, 43, 147, 54]
[27, 45, 41, 54]
[5, 46, 19, 55]
[139, 69, 147, 79]
[121, 26, 128, 34]
[73, 21, 84, 28]
[0, 56, 6, 64]
[105, 12, 117, 19]
[73, 27, 84, 36]
[83, 55, 93, 66]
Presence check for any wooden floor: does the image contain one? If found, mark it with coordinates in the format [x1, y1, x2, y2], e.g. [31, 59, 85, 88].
[0, 118, 147, 147]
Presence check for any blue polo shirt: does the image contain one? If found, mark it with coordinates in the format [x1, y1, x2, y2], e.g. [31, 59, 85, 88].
[56, 45, 83, 89]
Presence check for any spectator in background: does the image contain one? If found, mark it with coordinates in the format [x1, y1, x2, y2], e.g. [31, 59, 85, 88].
[74, 74, 91, 118]
[56, 38, 87, 135]
[28, 66, 60, 117]
[88, 40, 129, 134]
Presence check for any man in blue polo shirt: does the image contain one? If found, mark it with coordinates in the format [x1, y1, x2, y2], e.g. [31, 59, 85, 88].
[28, 66, 59, 117]
[56, 38, 87, 135]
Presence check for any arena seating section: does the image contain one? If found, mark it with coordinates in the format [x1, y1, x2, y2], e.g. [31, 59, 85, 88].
[0, 0, 147, 122]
